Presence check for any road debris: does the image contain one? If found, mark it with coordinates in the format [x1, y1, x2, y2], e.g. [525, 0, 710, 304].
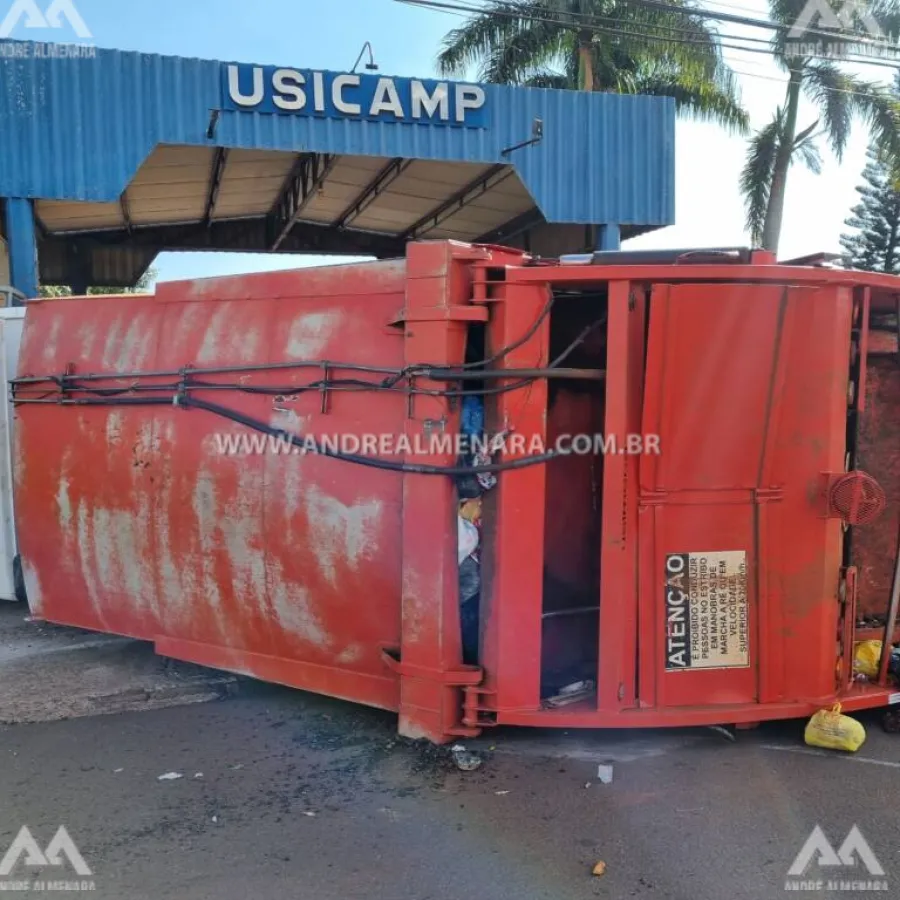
[450, 744, 483, 772]
[542, 679, 596, 709]
[592, 861, 607, 877]
[804, 704, 866, 752]
[853, 640, 882, 678]
[596, 763, 613, 784]
[494, 790, 510, 795]
[157, 771, 183, 781]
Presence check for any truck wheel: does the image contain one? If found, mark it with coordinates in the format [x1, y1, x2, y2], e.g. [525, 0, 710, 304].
[12, 554, 27, 604]
[881, 709, 900, 734]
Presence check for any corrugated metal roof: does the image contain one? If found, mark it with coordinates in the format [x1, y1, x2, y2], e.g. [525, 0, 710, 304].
[0, 43, 674, 229]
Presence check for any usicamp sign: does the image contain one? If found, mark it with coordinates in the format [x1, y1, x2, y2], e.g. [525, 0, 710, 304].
[222, 64, 489, 128]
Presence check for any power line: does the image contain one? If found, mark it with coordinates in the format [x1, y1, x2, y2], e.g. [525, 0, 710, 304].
[395, 0, 900, 148]
[426, 0, 779, 47]
[397, 0, 900, 53]
[396, 0, 900, 71]
[701, 0, 770, 15]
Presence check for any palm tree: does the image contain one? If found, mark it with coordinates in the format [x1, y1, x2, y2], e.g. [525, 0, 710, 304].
[741, 0, 900, 253]
[437, 0, 748, 131]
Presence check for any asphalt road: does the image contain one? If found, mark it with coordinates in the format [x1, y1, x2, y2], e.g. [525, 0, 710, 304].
[1, 683, 898, 899]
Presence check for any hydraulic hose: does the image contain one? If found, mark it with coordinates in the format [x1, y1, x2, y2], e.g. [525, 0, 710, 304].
[15, 392, 564, 475]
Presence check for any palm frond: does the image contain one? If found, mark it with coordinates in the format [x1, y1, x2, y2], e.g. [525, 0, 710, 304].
[801, 61, 853, 158]
[479, 17, 567, 83]
[522, 70, 569, 89]
[434, 0, 749, 129]
[805, 62, 900, 168]
[741, 111, 783, 245]
[792, 118, 822, 173]
[795, 139, 823, 174]
[437, 1, 557, 79]
[632, 67, 749, 132]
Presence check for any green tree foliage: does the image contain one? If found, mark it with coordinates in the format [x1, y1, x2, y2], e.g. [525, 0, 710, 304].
[437, 0, 748, 130]
[841, 146, 900, 273]
[741, 1, 900, 253]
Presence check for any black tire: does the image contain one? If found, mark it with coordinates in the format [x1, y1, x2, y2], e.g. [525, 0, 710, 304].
[12, 554, 27, 604]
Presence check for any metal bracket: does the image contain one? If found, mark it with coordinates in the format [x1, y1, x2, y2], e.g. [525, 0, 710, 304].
[269, 153, 337, 250]
[380, 649, 483, 687]
[501, 117, 543, 157]
[462, 684, 498, 729]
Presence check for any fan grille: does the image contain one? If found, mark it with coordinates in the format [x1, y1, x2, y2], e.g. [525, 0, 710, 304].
[828, 472, 886, 525]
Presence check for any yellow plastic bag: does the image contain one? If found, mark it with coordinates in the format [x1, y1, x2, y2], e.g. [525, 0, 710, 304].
[804, 704, 866, 753]
[853, 640, 882, 678]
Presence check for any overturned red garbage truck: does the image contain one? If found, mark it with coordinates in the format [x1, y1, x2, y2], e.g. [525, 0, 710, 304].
[12, 241, 900, 743]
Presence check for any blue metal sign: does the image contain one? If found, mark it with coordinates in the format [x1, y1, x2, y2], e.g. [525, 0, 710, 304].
[222, 64, 488, 128]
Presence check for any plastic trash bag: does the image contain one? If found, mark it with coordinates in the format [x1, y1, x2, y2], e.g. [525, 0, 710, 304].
[459, 556, 480, 605]
[853, 640, 883, 678]
[461, 396, 485, 438]
[804, 704, 866, 752]
[458, 516, 479, 565]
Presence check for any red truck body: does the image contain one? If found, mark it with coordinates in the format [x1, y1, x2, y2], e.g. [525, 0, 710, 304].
[13, 242, 900, 742]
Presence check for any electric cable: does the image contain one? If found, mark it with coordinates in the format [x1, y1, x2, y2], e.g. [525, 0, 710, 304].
[401, 0, 900, 51]
[397, 0, 900, 71]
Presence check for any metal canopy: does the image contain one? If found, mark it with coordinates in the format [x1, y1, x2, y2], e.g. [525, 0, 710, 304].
[1, 43, 676, 290]
[34, 145, 546, 286]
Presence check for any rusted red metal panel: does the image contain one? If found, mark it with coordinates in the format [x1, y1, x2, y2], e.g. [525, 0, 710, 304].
[597, 281, 644, 712]
[479, 280, 550, 716]
[396, 241, 487, 741]
[16, 261, 410, 712]
[13, 245, 900, 742]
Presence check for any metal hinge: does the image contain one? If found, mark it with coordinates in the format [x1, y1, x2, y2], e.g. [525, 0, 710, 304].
[462, 684, 497, 730]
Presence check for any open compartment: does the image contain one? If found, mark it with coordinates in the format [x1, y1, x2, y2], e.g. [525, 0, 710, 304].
[851, 298, 900, 640]
[539, 289, 608, 705]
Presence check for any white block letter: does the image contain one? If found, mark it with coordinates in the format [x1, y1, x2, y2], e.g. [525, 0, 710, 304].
[272, 69, 306, 111]
[333, 74, 361, 115]
[370, 77, 405, 118]
[227, 65, 263, 108]
[455, 84, 486, 123]
[410, 81, 449, 120]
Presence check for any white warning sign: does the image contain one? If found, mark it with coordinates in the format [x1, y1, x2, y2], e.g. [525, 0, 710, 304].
[664, 551, 749, 670]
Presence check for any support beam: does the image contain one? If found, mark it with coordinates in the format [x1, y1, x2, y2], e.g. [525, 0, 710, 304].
[119, 189, 133, 234]
[332, 158, 412, 230]
[269, 152, 337, 251]
[66, 241, 91, 295]
[596, 223, 621, 251]
[203, 148, 229, 227]
[474, 207, 544, 246]
[3, 198, 38, 300]
[402, 164, 513, 241]
[50, 217, 404, 260]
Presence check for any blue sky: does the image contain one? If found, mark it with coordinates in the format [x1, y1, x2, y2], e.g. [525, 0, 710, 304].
[12, 0, 886, 282]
